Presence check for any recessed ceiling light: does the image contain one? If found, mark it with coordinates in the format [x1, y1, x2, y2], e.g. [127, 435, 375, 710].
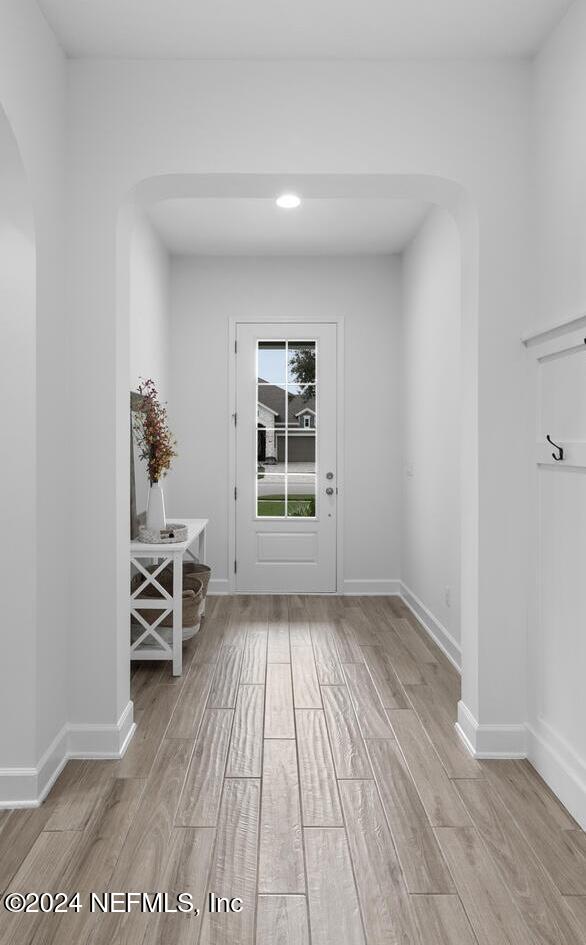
[276, 193, 301, 209]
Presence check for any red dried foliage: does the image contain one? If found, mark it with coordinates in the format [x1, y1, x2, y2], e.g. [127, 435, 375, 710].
[133, 378, 177, 484]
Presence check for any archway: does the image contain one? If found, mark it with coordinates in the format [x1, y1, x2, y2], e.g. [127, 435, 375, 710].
[117, 173, 478, 734]
[0, 104, 37, 778]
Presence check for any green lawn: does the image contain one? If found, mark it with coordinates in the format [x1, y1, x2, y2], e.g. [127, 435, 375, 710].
[258, 494, 316, 517]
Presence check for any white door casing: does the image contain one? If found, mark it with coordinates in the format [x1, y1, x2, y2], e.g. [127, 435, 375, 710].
[235, 322, 338, 592]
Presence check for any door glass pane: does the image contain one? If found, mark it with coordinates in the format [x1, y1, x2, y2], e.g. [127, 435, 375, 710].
[256, 339, 318, 518]
[286, 431, 316, 475]
[258, 341, 286, 385]
[287, 477, 316, 517]
[257, 473, 286, 517]
[288, 341, 316, 385]
[257, 381, 286, 470]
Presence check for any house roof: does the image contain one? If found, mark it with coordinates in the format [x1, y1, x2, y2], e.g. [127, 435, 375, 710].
[258, 379, 315, 427]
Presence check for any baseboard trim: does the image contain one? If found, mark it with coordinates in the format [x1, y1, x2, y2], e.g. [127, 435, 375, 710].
[526, 719, 586, 829]
[342, 579, 401, 596]
[208, 578, 230, 595]
[0, 701, 135, 809]
[68, 699, 135, 758]
[456, 700, 527, 758]
[400, 583, 461, 672]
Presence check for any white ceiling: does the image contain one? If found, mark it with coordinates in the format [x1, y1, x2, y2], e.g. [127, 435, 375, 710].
[37, 0, 572, 59]
[147, 198, 431, 256]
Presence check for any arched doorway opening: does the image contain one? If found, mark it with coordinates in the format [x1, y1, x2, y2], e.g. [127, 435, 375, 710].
[0, 103, 36, 774]
[117, 173, 478, 735]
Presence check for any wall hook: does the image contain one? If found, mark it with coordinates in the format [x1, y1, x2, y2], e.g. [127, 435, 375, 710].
[546, 434, 564, 462]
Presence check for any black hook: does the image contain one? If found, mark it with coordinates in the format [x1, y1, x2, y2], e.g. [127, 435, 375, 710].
[546, 434, 564, 462]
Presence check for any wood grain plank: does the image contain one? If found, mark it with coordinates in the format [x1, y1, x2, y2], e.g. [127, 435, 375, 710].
[565, 896, 586, 931]
[340, 779, 418, 945]
[296, 709, 343, 826]
[389, 709, 471, 826]
[108, 738, 193, 891]
[289, 595, 312, 645]
[367, 737, 455, 893]
[257, 896, 310, 945]
[2, 831, 81, 945]
[435, 826, 535, 945]
[44, 760, 113, 831]
[373, 621, 425, 685]
[268, 627, 290, 663]
[483, 761, 586, 895]
[105, 733, 160, 780]
[240, 628, 268, 685]
[199, 778, 261, 945]
[361, 644, 410, 709]
[167, 660, 216, 739]
[567, 829, 586, 859]
[265, 663, 295, 738]
[420, 660, 461, 713]
[175, 709, 233, 827]
[225, 684, 264, 778]
[32, 779, 146, 945]
[291, 644, 322, 708]
[485, 759, 579, 829]
[267, 596, 290, 662]
[343, 604, 380, 645]
[222, 596, 248, 647]
[83, 776, 145, 846]
[310, 626, 344, 685]
[208, 643, 244, 708]
[0, 806, 52, 891]
[128, 682, 182, 744]
[342, 662, 394, 738]
[131, 662, 172, 710]
[143, 827, 215, 945]
[259, 740, 305, 893]
[331, 617, 364, 663]
[393, 616, 439, 665]
[304, 828, 365, 945]
[192, 596, 226, 663]
[405, 682, 482, 779]
[455, 778, 585, 945]
[411, 895, 479, 945]
[320, 684, 372, 779]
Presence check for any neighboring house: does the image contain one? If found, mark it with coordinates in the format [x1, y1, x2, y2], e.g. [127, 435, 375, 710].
[257, 378, 316, 463]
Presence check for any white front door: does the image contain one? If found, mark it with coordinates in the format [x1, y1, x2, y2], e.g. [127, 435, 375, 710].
[235, 322, 337, 592]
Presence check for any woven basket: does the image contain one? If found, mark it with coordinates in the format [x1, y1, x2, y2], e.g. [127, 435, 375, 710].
[154, 561, 211, 619]
[131, 569, 203, 639]
[156, 561, 211, 598]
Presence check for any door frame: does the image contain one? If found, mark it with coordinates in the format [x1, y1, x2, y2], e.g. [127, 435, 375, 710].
[228, 314, 345, 595]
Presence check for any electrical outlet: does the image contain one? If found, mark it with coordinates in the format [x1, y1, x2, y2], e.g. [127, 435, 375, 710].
[444, 586, 451, 608]
[405, 462, 414, 479]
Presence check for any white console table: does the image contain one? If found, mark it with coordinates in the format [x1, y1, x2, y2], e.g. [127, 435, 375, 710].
[130, 518, 208, 676]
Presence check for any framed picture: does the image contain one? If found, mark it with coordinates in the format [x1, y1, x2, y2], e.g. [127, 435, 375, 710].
[130, 391, 148, 539]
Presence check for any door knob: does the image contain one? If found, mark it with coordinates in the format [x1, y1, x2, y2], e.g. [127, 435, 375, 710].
[326, 472, 334, 480]
[325, 487, 334, 496]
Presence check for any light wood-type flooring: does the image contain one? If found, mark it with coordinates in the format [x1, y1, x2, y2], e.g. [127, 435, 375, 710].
[1, 595, 585, 944]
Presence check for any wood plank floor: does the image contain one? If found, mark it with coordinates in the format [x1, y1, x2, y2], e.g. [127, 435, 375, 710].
[1, 594, 585, 944]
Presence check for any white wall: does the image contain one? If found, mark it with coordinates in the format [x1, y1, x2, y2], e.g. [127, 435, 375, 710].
[129, 213, 170, 400]
[0, 0, 67, 802]
[526, 1, 586, 827]
[401, 208, 461, 667]
[533, 1, 586, 327]
[166, 255, 402, 592]
[129, 212, 171, 518]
